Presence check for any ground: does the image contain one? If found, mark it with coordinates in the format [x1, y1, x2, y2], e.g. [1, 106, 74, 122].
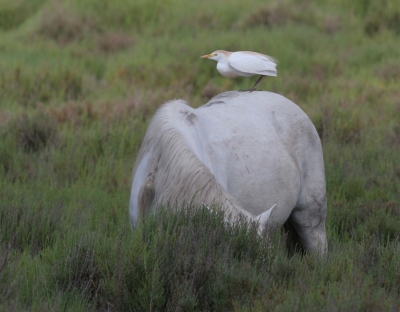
[0, 0, 399, 310]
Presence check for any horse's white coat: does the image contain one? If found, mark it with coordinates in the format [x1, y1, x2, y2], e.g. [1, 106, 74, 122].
[130, 91, 327, 255]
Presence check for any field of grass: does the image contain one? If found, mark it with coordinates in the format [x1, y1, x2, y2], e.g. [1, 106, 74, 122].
[0, 0, 399, 310]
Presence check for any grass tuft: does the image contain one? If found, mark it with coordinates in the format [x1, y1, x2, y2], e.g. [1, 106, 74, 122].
[53, 234, 102, 302]
[245, 0, 320, 30]
[0, 246, 16, 303]
[0, 68, 84, 107]
[37, 3, 97, 46]
[97, 32, 135, 54]
[0, 203, 61, 255]
[94, 205, 284, 311]
[12, 113, 57, 153]
[0, 0, 44, 31]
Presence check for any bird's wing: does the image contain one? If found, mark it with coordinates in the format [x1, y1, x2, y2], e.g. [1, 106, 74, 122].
[229, 52, 277, 76]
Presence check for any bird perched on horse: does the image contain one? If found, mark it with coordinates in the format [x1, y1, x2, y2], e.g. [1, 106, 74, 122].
[201, 50, 277, 91]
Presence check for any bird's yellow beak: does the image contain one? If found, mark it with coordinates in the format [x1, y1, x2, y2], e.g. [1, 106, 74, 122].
[200, 54, 214, 59]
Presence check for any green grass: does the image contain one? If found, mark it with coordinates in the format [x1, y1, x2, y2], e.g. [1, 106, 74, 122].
[0, 0, 399, 310]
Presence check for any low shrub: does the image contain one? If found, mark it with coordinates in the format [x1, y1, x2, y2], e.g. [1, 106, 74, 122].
[13, 113, 57, 153]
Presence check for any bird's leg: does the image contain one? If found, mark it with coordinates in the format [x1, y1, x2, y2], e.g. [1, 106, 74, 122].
[248, 75, 266, 92]
[239, 75, 266, 92]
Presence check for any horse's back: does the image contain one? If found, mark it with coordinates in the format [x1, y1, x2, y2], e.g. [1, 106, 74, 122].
[164, 91, 324, 224]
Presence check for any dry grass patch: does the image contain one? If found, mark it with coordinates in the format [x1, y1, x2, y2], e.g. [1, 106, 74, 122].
[38, 3, 97, 45]
[324, 14, 340, 34]
[49, 101, 95, 125]
[376, 64, 400, 82]
[97, 32, 135, 54]
[245, 1, 318, 29]
[13, 113, 57, 153]
[47, 88, 168, 125]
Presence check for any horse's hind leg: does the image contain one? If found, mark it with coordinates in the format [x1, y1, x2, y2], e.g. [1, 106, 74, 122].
[289, 191, 328, 256]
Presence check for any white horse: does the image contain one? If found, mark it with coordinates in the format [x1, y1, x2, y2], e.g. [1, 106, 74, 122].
[129, 91, 327, 255]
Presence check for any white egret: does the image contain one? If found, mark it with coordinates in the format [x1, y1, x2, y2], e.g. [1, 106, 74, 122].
[201, 50, 277, 92]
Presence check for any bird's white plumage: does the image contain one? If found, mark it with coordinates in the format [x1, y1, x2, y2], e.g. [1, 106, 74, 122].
[229, 52, 277, 76]
[201, 50, 277, 91]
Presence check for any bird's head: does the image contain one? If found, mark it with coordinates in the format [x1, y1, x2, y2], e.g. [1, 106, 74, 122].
[201, 50, 230, 62]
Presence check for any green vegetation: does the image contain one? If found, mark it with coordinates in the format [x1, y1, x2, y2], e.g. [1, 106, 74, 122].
[0, 0, 399, 310]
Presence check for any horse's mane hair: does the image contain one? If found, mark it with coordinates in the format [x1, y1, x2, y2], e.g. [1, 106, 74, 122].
[134, 100, 253, 220]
